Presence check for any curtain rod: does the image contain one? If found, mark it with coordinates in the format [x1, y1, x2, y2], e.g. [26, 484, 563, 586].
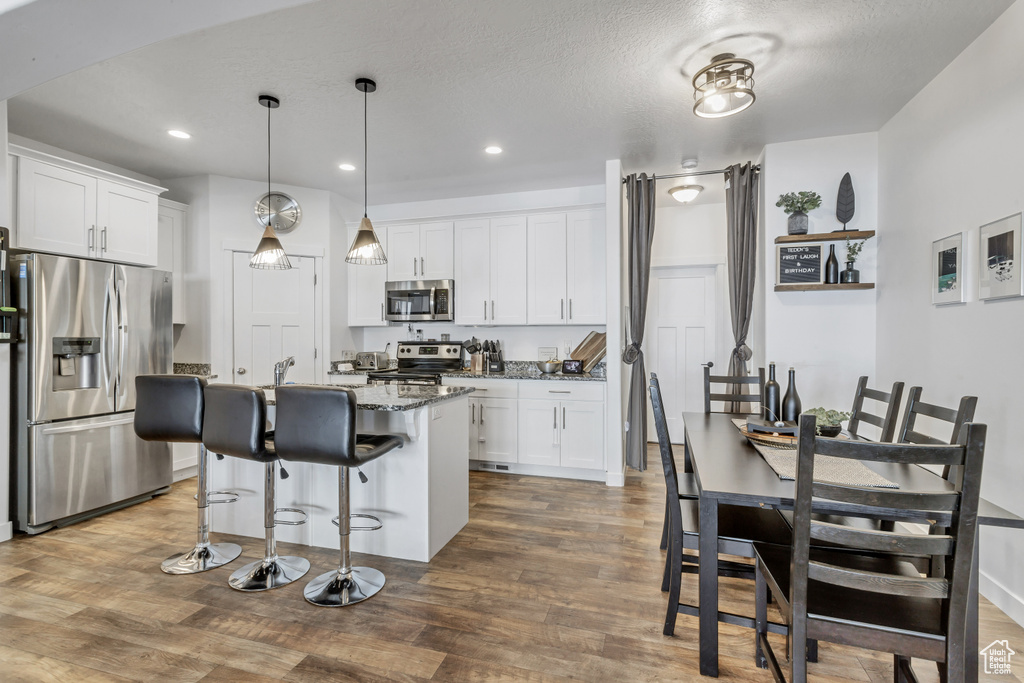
[621, 164, 760, 184]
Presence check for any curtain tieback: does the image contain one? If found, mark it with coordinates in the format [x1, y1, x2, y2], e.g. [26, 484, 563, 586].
[622, 343, 643, 365]
[731, 343, 752, 362]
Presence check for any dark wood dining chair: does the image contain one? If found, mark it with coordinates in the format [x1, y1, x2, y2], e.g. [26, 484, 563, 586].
[703, 362, 765, 415]
[650, 373, 793, 637]
[753, 413, 987, 683]
[846, 376, 905, 442]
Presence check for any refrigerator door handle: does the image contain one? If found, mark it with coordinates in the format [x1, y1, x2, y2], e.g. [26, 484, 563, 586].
[116, 268, 128, 406]
[102, 272, 116, 398]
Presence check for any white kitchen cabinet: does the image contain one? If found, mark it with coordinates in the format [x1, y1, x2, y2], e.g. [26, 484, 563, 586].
[518, 381, 605, 471]
[565, 209, 606, 325]
[526, 213, 567, 325]
[348, 224, 389, 326]
[157, 199, 187, 325]
[518, 398, 562, 467]
[386, 222, 454, 281]
[13, 146, 163, 266]
[454, 215, 527, 326]
[526, 210, 605, 325]
[473, 397, 518, 463]
[559, 400, 605, 470]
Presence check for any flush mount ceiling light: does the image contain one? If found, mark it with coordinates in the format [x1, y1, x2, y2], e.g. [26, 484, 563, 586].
[167, 130, 191, 139]
[484, 145, 503, 154]
[346, 77, 387, 265]
[668, 185, 704, 203]
[338, 163, 356, 171]
[249, 94, 292, 270]
[692, 53, 755, 119]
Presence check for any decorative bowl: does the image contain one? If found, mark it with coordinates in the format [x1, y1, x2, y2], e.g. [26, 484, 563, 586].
[536, 360, 560, 374]
[818, 424, 842, 438]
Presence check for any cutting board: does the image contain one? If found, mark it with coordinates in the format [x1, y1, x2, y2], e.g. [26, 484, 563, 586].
[570, 332, 607, 372]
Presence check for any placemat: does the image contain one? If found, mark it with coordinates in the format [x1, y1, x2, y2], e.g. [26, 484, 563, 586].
[732, 418, 898, 489]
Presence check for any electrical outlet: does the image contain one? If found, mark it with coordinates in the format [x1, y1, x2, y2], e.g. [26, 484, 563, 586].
[538, 346, 557, 361]
[432, 406, 442, 420]
[341, 350, 357, 361]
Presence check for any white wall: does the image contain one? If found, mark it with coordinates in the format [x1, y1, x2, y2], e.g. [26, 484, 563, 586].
[651, 202, 727, 268]
[605, 159, 624, 485]
[878, 0, 1024, 626]
[761, 132, 879, 411]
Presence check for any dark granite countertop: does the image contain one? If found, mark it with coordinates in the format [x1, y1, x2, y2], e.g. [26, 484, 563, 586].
[261, 383, 474, 411]
[331, 359, 606, 382]
[173, 363, 217, 380]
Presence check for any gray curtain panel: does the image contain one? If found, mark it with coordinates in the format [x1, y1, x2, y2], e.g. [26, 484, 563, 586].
[724, 162, 760, 409]
[623, 173, 656, 471]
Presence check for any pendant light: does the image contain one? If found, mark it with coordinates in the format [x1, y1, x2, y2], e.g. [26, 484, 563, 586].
[250, 94, 292, 270]
[346, 77, 387, 265]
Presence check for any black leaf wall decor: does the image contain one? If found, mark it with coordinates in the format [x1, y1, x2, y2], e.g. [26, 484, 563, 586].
[835, 172, 855, 231]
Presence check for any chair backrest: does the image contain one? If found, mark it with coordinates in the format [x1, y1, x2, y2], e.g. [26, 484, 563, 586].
[897, 387, 977, 481]
[788, 413, 986, 658]
[274, 385, 358, 466]
[202, 384, 274, 462]
[846, 376, 905, 442]
[703, 362, 765, 414]
[649, 374, 680, 505]
[134, 374, 206, 443]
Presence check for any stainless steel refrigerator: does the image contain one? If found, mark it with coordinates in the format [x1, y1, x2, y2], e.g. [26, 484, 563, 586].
[11, 253, 173, 534]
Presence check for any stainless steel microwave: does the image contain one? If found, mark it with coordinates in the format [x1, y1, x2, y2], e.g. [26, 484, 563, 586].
[384, 279, 454, 322]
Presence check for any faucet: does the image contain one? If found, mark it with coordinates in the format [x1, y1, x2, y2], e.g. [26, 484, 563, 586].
[274, 356, 295, 386]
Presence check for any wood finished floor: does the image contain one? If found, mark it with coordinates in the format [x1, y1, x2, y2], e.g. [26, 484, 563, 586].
[1, 445, 1022, 682]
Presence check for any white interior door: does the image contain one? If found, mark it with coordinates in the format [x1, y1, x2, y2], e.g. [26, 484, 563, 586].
[232, 252, 316, 387]
[645, 266, 718, 442]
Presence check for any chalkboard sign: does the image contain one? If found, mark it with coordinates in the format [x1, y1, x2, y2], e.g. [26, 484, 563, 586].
[777, 244, 824, 284]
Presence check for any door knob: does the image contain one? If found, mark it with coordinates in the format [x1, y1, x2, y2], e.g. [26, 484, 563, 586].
[237, 368, 247, 375]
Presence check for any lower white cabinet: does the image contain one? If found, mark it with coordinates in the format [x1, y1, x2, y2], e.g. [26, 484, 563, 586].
[517, 397, 604, 470]
[470, 397, 518, 463]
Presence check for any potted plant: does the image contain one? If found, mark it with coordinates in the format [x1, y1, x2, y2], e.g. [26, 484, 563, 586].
[804, 407, 852, 437]
[841, 237, 866, 284]
[776, 191, 822, 235]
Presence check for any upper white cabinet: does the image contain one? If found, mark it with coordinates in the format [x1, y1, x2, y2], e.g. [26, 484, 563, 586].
[386, 222, 454, 281]
[454, 215, 527, 325]
[348, 224, 389, 326]
[13, 146, 164, 267]
[526, 210, 605, 325]
[157, 199, 187, 325]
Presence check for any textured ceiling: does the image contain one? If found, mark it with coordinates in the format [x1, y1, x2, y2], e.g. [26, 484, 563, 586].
[6, 0, 1014, 207]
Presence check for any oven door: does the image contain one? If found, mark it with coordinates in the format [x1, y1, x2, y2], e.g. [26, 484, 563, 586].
[384, 280, 453, 322]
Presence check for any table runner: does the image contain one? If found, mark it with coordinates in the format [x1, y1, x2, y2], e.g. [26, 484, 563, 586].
[731, 418, 898, 489]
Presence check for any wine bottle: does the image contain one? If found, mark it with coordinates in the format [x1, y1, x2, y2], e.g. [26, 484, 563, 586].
[782, 367, 802, 422]
[825, 244, 840, 284]
[763, 363, 782, 423]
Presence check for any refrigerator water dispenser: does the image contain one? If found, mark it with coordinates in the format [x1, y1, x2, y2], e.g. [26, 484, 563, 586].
[52, 337, 101, 390]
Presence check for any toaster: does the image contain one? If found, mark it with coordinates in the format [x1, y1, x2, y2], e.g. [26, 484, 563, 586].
[355, 351, 389, 370]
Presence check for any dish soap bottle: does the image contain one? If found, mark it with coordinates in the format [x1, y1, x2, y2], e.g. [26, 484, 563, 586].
[763, 363, 782, 423]
[782, 367, 802, 422]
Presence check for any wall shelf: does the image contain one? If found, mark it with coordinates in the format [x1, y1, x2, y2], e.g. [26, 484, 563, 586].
[775, 283, 875, 292]
[775, 230, 875, 244]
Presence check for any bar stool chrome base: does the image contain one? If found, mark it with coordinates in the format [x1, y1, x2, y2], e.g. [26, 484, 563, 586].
[161, 542, 242, 575]
[304, 567, 385, 607]
[229, 555, 310, 591]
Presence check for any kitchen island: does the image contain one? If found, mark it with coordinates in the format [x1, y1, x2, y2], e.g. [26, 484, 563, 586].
[208, 383, 473, 563]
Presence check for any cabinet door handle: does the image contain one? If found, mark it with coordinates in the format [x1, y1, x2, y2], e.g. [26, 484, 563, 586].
[549, 390, 570, 394]
[480, 404, 485, 424]
[413, 257, 418, 276]
[562, 406, 566, 429]
[483, 300, 487, 320]
[88, 225, 95, 250]
[472, 403, 475, 424]
[553, 406, 558, 444]
[560, 299, 564, 320]
[491, 300, 495, 319]
[569, 299, 573, 320]
[101, 227, 108, 252]
[421, 256, 424, 275]
[381, 303, 384, 321]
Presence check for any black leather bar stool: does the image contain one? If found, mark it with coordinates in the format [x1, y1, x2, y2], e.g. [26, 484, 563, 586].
[134, 375, 242, 574]
[203, 384, 310, 591]
[274, 385, 403, 607]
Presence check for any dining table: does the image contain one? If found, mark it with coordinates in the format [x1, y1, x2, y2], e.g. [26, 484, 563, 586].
[682, 411, 1024, 681]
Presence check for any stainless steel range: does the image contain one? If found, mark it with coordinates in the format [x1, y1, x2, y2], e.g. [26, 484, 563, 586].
[366, 341, 463, 385]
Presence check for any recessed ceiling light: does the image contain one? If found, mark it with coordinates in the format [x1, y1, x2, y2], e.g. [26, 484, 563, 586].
[339, 163, 356, 171]
[484, 146, 502, 155]
[167, 130, 191, 139]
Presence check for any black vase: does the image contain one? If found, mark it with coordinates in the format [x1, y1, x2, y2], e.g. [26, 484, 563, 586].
[825, 244, 840, 284]
[782, 367, 801, 422]
[839, 261, 860, 283]
[763, 363, 782, 423]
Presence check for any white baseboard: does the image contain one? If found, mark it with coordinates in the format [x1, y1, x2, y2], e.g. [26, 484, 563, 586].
[173, 465, 197, 483]
[980, 569, 1024, 630]
[605, 471, 625, 487]
[0, 521, 12, 543]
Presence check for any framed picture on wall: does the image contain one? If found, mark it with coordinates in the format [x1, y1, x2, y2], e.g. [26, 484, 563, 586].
[776, 244, 824, 285]
[978, 213, 1023, 301]
[931, 233, 964, 305]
